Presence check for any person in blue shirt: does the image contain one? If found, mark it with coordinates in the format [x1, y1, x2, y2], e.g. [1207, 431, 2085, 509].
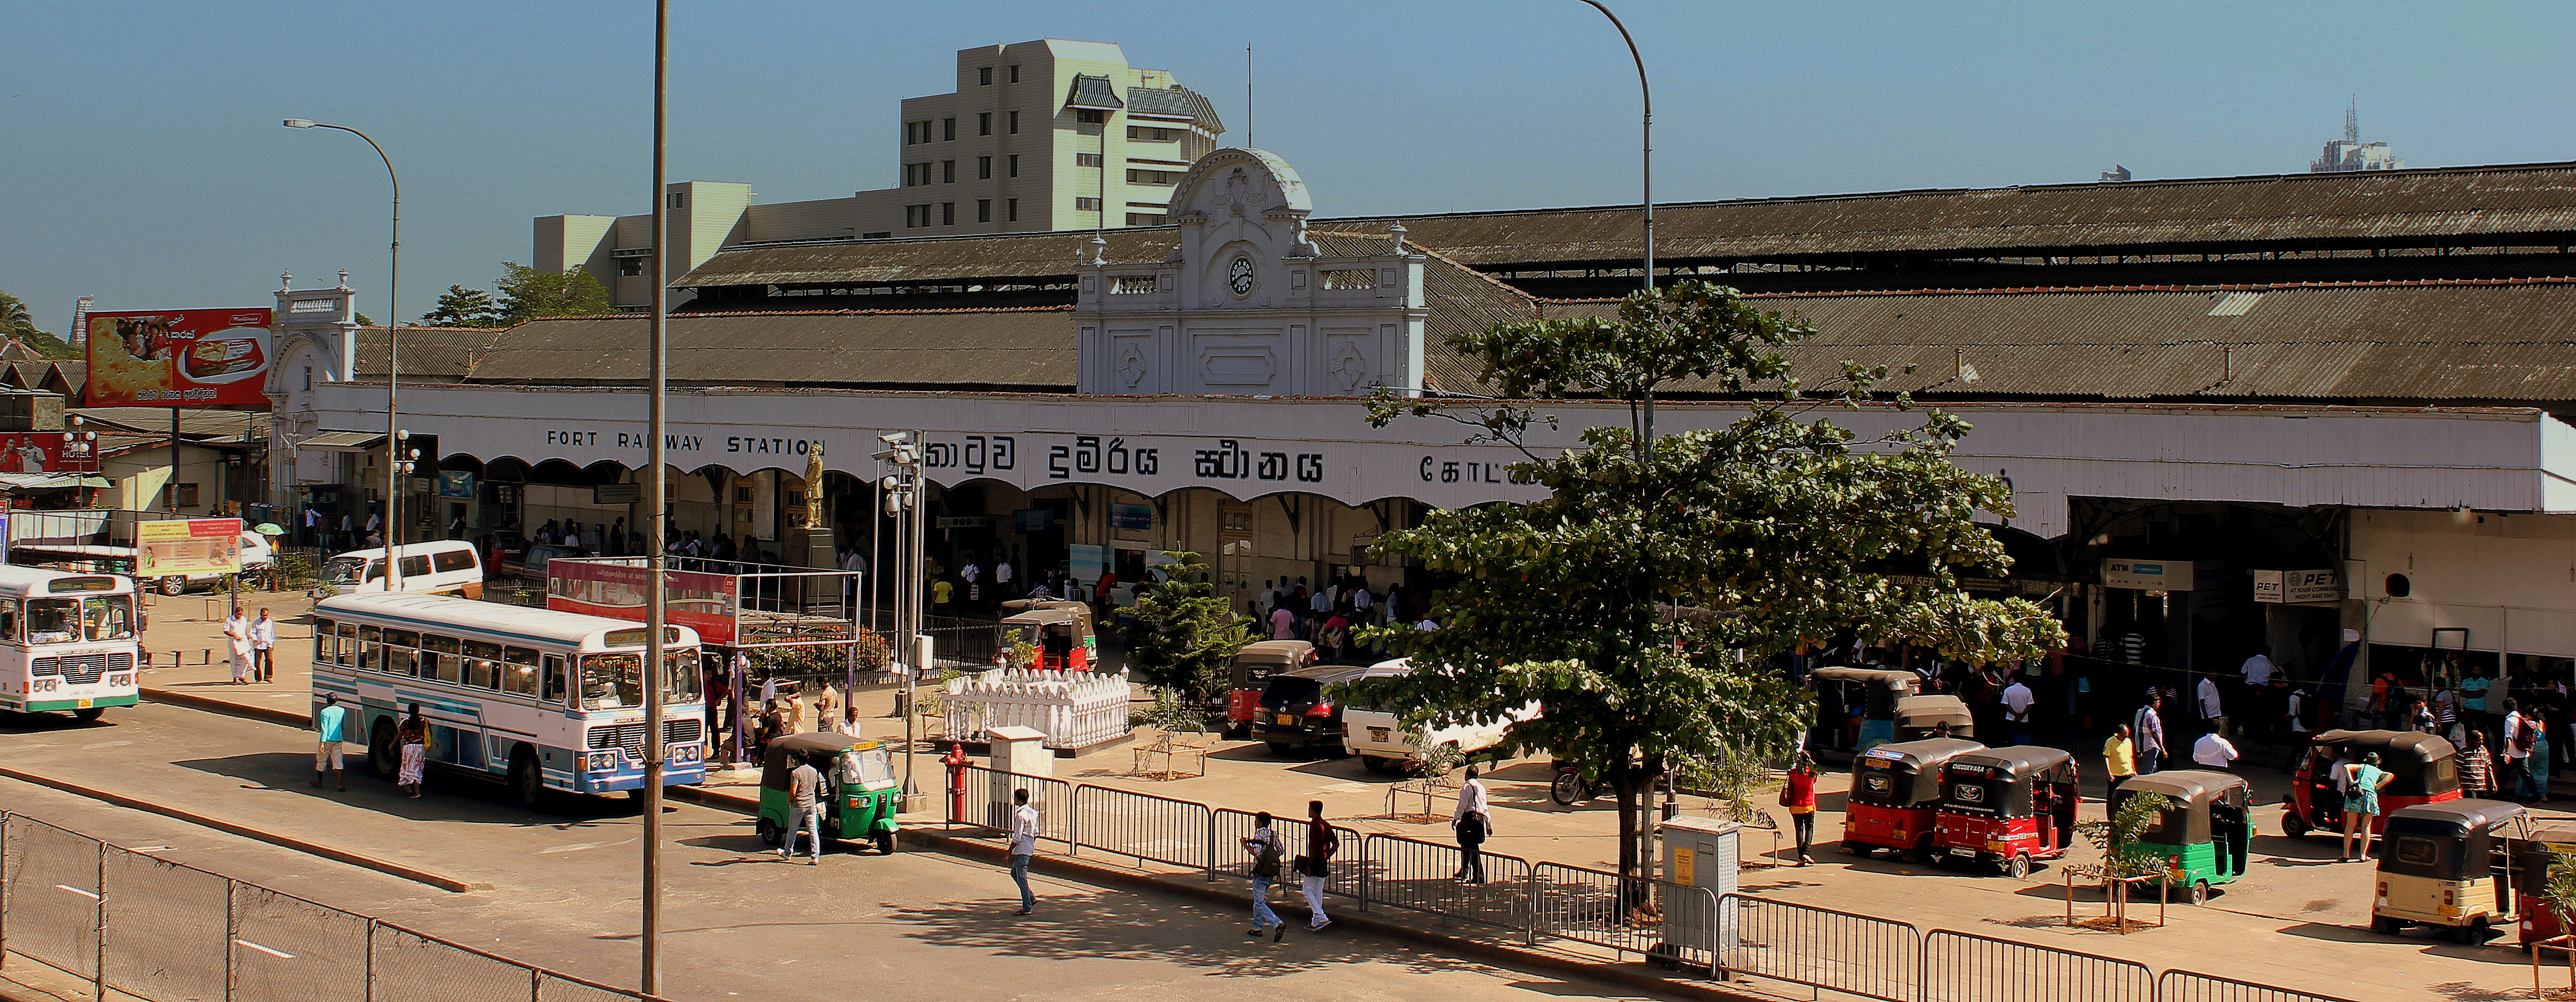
[314, 693, 349, 791]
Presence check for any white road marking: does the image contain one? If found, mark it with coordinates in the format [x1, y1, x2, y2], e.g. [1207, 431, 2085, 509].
[537, 837, 639, 855]
[234, 938, 296, 959]
[53, 885, 98, 900]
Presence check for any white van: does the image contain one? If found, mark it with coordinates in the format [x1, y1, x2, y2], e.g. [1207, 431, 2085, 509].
[1340, 657, 1540, 774]
[320, 540, 485, 599]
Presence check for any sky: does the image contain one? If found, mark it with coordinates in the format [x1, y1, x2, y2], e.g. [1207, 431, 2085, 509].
[3, 1, 2570, 331]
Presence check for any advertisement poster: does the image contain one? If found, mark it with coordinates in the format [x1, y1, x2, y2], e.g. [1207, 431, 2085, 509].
[137, 519, 243, 577]
[545, 559, 740, 645]
[84, 308, 275, 408]
[0, 433, 97, 474]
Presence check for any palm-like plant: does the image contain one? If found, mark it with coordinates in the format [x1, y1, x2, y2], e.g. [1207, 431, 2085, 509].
[0, 292, 40, 340]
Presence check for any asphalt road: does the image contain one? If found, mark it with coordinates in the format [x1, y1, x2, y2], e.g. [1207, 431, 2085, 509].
[0, 702, 1659, 1002]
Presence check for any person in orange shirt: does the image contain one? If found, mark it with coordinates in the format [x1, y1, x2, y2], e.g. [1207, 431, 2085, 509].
[1781, 755, 1820, 866]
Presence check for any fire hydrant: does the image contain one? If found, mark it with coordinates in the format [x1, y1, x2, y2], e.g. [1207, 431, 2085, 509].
[942, 742, 971, 824]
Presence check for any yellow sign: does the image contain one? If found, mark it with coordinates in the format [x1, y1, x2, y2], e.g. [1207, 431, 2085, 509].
[1673, 847, 1697, 885]
[136, 519, 242, 578]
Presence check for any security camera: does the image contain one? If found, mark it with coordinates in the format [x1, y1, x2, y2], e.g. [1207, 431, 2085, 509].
[877, 431, 910, 446]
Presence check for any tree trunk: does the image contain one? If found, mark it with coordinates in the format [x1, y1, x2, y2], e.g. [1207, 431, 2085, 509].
[1615, 768, 1644, 913]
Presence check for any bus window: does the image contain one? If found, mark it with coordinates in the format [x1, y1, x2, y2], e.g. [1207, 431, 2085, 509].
[389, 645, 418, 678]
[25, 599, 79, 645]
[84, 597, 134, 641]
[515, 647, 553, 701]
[433, 651, 464, 684]
[0, 600, 18, 644]
[464, 640, 503, 663]
[423, 634, 461, 656]
[314, 618, 335, 662]
[501, 659, 537, 696]
[384, 629, 417, 648]
[580, 653, 644, 710]
[664, 650, 703, 701]
[359, 625, 381, 671]
[400, 555, 431, 580]
[337, 622, 357, 667]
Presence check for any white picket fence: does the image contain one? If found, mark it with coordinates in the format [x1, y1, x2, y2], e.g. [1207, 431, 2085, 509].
[941, 667, 1134, 750]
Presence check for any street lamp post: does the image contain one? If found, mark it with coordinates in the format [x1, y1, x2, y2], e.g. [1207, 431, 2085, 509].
[641, 1, 673, 994]
[281, 118, 403, 588]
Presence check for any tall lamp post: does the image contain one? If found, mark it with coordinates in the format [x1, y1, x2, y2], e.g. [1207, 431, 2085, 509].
[281, 118, 404, 588]
[640, 0, 674, 993]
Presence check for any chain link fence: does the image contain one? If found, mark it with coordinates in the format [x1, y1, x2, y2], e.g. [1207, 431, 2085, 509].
[0, 813, 666, 1002]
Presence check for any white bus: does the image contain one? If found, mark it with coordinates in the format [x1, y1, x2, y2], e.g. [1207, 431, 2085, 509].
[311, 592, 706, 806]
[0, 568, 139, 721]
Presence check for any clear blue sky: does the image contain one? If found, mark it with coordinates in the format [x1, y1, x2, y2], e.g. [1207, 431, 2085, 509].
[4, 1, 2568, 330]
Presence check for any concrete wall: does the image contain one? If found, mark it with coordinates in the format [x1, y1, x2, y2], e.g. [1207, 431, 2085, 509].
[2351, 507, 2576, 657]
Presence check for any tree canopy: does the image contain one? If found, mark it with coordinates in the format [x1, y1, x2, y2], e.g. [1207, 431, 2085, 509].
[0, 292, 75, 358]
[1122, 551, 1253, 702]
[420, 284, 501, 327]
[495, 262, 610, 325]
[1363, 279, 2065, 885]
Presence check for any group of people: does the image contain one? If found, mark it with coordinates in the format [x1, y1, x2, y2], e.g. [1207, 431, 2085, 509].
[299, 504, 384, 552]
[221, 606, 277, 684]
[1251, 574, 1423, 663]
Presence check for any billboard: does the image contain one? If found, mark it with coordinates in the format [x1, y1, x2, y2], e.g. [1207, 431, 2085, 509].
[137, 518, 244, 578]
[545, 559, 740, 646]
[84, 308, 275, 408]
[0, 433, 98, 474]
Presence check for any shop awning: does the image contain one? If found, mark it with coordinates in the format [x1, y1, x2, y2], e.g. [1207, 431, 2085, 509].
[0, 473, 111, 490]
[295, 431, 386, 453]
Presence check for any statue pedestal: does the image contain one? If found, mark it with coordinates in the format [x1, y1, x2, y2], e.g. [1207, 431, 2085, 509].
[786, 527, 839, 613]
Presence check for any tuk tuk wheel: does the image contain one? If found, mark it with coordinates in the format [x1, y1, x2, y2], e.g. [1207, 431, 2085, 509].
[875, 829, 897, 855]
[2006, 854, 2031, 880]
[2453, 917, 2490, 945]
[2186, 880, 2209, 905]
[2282, 811, 2311, 838]
[756, 817, 782, 847]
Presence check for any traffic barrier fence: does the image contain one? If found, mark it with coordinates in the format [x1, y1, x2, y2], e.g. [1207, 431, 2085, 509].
[1919, 928, 2156, 1002]
[1071, 784, 1213, 874]
[2154, 970, 2365, 1002]
[0, 812, 666, 1002]
[1718, 893, 1920, 1002]
[1360, 832, 1529, 931]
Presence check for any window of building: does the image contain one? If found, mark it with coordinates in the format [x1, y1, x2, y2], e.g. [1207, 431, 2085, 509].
[978, 66, 992, 86]
[1076, 152, 1103, 168]
[1008, 154, 1020, 177]
[1007, 198, 1019, 222]
[941, 160, 955, 183]
[941, 117, 955, 140]
[905, 205, 927, 228]
[977, 155, 992, 180]
[668, 192, 686, 209]
[977, 112, 991, 136]
[1008, 110, 1019, 134]
[1077, 108, 1105, 124]
[303, 366, 312, 391]
[977, 199, 991, 223]
[619, 258, 644, 276]
[1009, 64, 1021, 83]
[1126, 213, 1168, 226]
[1126, 168, 1177, 185]
[905, 121, 918, 145]
[1076, 197, 1101, 212]
[861, 231, 890, 239]
[1126, 127, 1176, 142]
[168, 483, 200, 508]
[941, 202, 955, 225]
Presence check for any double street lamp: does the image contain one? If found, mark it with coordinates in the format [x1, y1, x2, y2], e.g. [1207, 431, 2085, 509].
[281, 118, 406, 588]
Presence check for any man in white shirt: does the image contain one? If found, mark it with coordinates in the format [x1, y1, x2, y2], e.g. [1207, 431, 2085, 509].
[251, 607, 277, 683]
[2197, 675, 2227, 739]
[960, 561, 982, 606]
[2000, 678, 2035, 745]
[2193, 730, 2241, 771]
[2240, 647, 2276, 687]
[1007, 788, 1040, 915]
[994, 559, 1014, 600]
[1452, 766, 1493, 883]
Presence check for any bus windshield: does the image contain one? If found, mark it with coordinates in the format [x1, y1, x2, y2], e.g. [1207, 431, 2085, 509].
[82, 597, 135, 641]
[26, 599, 82, 645]
[578, 649, 702, 710]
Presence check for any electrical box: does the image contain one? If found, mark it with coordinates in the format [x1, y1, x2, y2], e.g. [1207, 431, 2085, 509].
[1657, 815, 1742, 956]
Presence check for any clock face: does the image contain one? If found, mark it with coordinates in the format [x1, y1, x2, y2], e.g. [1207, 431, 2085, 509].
[1228, 256, 1255, 296]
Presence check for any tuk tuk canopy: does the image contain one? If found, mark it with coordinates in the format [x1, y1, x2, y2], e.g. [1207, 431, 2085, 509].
[763, 733, 874, 791]
[1810, 666, 1919, 718]
[1938, 746, 2078, 819]
[1895, 695, 1974, 734]
[2308, 729, 2459, 797]
[2382, 798, 2526, 882]
[2112, 770, 2248, 845]
[1233, 640, 1316, 687]
[1850, 738, 1985, 808]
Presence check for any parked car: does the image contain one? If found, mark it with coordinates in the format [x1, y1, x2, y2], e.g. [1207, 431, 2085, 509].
[1255, 664, 1379, 757]
[319, 540, 487, 599]
[1339, 657, 1537, 773]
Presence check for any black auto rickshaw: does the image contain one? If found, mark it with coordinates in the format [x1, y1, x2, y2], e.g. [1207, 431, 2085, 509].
[2108, 770, 2253, 904]
[2284, 730, 2460, 839]
[1929, 746, 2082, 878]
[755, 733, 902, 856]
[1894, 695, 1975, 743]
[1809, 666, 1920, 753]
[1842, 737, 1985, 860]
[2373, 799, 2532, 943]
[1225, 640, 1316, 738]
[996, 599, 1096, 671]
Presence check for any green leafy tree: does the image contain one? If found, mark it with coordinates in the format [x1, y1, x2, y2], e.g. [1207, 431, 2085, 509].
[2079, 790, 2176, 880]
[495, 262, 610, 325]
[1124, 551, 1252, 701]
[0, 292, 74, 358]
[1363, 279, 2066, 889]
[420, 284, 501, 327]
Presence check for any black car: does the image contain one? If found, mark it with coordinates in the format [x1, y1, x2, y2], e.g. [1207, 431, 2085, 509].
[1255, 664, 1373, 757]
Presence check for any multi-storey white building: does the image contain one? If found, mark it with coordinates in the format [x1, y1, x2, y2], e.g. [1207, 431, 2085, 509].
[533, 39, 1223, 310]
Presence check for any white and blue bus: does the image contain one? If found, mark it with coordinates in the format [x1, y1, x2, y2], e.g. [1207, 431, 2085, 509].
[0, 567, 139, 721]
[312, 592, 706, 805]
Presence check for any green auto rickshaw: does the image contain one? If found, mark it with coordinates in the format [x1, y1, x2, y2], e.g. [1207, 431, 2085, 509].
[2108, 770, 2253, 904]
[755, 733, 901, 856]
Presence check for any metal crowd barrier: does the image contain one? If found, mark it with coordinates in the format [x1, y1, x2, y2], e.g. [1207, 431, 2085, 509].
[1070, 785, 1214, 874]
[1211, 808, 1365, 902]
[0, 812, 669, 1002]
[959, 764, 1075, 849]
[1718, 893, 1921, 1002]
[1359, 832, 1530, 931]
[2155, 970, 2365, 1002]
[1526, 862, 1721, 971]
[1919, 928, 2156, 1002]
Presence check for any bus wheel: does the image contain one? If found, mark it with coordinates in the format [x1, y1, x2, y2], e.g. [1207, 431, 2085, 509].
[508, 748, 545, 809]
[368, 721, 399, 777]
[72, 708, 102, 723]
[2006, 854, 2031, 880]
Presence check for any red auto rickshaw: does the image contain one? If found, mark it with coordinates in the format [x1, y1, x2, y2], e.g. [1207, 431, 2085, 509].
[996, 599, 1096, 672]
[1929, 745, 2082, 878]
[1224, 640, 1315, 738]
[1841, 737, 1985, 861]
[2282, 729, 2460, 839]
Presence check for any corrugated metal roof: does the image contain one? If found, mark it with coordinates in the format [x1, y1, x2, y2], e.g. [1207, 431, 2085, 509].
[461, 308, 1075, 390]
[678, 162, 2576, 291]
[350, 326, 509, 380]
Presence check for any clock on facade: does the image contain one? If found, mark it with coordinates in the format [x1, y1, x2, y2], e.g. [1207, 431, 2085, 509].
[1227, 256, 1255, 297]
